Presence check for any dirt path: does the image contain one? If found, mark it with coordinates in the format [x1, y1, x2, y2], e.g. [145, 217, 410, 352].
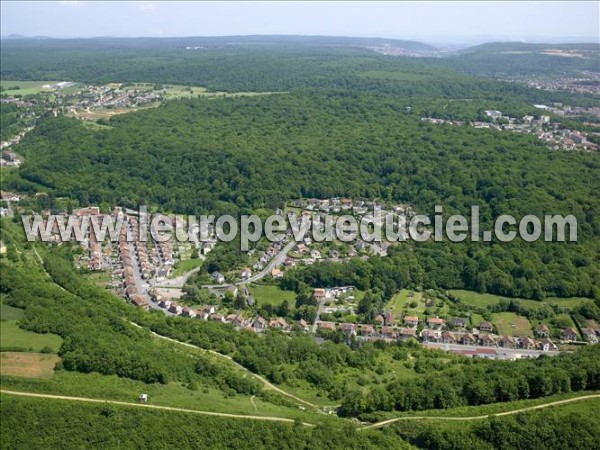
[0, 389, 313, 426]
[251, 395, 258, 412]
[129, 322, 319, 410]
[360, 394, 600, 430]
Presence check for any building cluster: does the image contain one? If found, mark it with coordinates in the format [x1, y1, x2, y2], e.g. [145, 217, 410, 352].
[65, 84, 163, 114]
[314, 315, 563, 353]
[151, 297, 312, 333]
[422, 108, 598, 152]
[1, 126, 33, 166]
[521, 72, 600, 95]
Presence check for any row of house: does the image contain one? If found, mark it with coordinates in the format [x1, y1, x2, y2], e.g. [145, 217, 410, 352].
[154, 298, 310, 333]
[315, 321, 559, 351]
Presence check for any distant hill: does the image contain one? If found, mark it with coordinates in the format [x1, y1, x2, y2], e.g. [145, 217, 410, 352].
[0, 34, 436, 51]
[446, 41, 600, 76]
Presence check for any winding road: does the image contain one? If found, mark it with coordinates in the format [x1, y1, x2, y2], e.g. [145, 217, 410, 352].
[359, 394, 600, 430]
[129, 322, 319, 410]
[0, 390, 313, 426]
[2, 390, 597, 430]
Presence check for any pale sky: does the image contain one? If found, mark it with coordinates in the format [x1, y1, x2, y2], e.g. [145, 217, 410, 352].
[1, 1, 599, 43]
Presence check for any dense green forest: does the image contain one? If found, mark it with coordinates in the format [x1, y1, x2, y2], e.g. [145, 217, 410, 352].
[439, 42, 600, 77]
[0, 395, 408, 450]
[3, 394, 599, 449]
[1, 38, 598, 103]
[10, 87, 598, 298]
[390, 400, 600, 450]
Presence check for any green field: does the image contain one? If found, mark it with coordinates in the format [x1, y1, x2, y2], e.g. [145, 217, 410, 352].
[1, 302, 24, 321]
[248, 284, 296, 307]
[171, 258, 203, 277]
[449, 289, 506, 307]
[492, 312, 533, 337]
[450, 289, 593, 310]
[1, 319, 63, 353]
[385, 290, 425, 318]
[0, 80, 79, 96]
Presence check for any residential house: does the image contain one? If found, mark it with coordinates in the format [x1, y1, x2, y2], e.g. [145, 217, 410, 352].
[310, 249, 321, 260]
[538, 338, 556, 352]
[271, 268, 283, 278]
[169, 302, 183, 315]
[240, 268, 252, 280]
[520, 337, 536, 350]
[534, 324, 550, 338]
[339, 323, 357, 336]
[403, 316, 419, 328]
[451, 318, 467, 329]
[442, 331, 456, 344]
[380, 326, 397, 340]
[399, 327, 416, 340]
[298, 319, 310, 332]
[421, 329, 441, 343]
[359, 324, 375, 338]
[158, 299, 171, 309]
[581, 328, 598, 344]
[382, 311, 394, 326]
[317, 321, 336, 331]
[227, 314, 247, 328]
[195, 309, 209, 320]
[211, 314, 225, 323]
[479, 321, 494, 333]
[479, 334, 497, 347]
[201, 305, 216, 316]
[211, 271, 225, 283]
[427, 317, 446, 330]
[0, 191, 21, 202]
[253, 316, 267, 332]
[269, 317, 289, 331]
[130, 294, 148, 310]
[561, 327, 578, 342]
[460, 333, 476, 346]
[313, 288, 326, 300]
[181, 307, 196, 319]
[499, 335, 516, 349]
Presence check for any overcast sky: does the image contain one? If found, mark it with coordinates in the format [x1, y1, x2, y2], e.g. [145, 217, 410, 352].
[1, 1, 598, 43]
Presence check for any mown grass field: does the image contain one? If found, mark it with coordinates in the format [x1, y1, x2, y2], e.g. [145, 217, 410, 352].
[248, 284, 296, 307]
[0, 352, 60, 379]
[1, 80, 59, 96]
[492, 312, 533, 337]
[1, 302, 24, 321]
[450, 289, 593, 310]
[1, 322, 63, 353]
[385, 290, 425, 318]
[1, 301, 63, 353]
[449, 289, 505, 307]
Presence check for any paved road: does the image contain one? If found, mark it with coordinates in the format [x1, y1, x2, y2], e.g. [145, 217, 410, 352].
[156, 266, 202, 289]
[313, 298, 328, 332]
[243, 240, 295, 284]
[0, 390, 313, 426]
[423, 342, 560, 359]
[201, 240, 295, 289]
[129, 322, 319, 410]
[360, 394, 600, 429]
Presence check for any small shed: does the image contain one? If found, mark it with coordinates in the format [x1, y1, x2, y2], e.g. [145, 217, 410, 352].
[139, 393, 148, 403]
